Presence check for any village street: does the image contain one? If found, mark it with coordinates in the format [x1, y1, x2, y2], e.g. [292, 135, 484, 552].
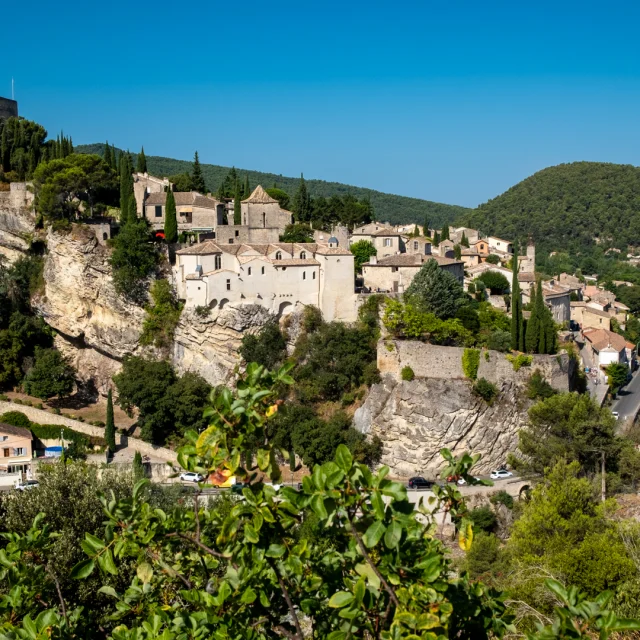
[612, 368, 640, 424]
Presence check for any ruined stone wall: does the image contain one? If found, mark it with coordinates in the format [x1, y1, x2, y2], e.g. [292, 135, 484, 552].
[0, 97, 18, 120]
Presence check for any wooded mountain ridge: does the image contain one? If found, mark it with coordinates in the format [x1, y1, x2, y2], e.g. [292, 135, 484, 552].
[75, 143, 469, 227]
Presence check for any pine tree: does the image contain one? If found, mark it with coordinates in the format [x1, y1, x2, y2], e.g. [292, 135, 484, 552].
[191, 151, 206, 193]
[440, 225, 450, 241]
[461, 231, 469, 248]
[164, 189, 178, 242]
[293, 173, 311, 222]
[137, 146, 147, 173]
[105, 389, 116, 454]
[510, 244, 522, 351]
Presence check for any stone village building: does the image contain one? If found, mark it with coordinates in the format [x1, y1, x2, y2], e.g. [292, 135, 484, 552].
[0, 423, 33, 475]
[174, 239, 358, 322]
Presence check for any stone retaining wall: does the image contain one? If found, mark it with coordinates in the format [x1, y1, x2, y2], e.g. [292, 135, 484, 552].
[0, 401, 177, 462]
[378, 340, 572, 391]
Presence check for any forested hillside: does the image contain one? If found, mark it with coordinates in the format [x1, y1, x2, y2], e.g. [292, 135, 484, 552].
[465, 162, 640, 256]
[75, 143, 469, 227]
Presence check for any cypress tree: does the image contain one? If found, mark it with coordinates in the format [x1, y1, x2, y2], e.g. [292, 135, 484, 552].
[110, 144, 118, 171]
[440, 225, 450, 241]
[461, 231, 469, 248]
[164, 189, 178, 242]
[525, 283, 540, 353]
[234, 190, 242, 225]
[105, 389, 116, 454]
[433, 230, 440, 246]
[137, 146, 147, 173]
[243, 175, 250, 198]
[423, 216, 430, 237]
[104, 142, 112, 167]
[191, 151, 206, 193]
[119, 153, 135, 225]
[510, 245, 522, 351]
[293, 173, 311, 222]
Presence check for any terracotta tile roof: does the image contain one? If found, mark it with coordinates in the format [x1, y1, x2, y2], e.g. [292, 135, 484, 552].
[583, 307, 610, 318]
[517, 272, 536, 282]
[367, 254, 462, 268]
[371, 229, 404, 237]
[193, 195, 219, 209]
[314, 246, 352, 256]
[461, 249, 479, 256]
[176, 241, 222, 255]
[272, 259, 320, 266]
[570, 301, 586, 307]
[583, 328, 627, 352]
[241, 185, 278, 204]
[0, 423, 32, 439]
[144, 191, 204, 207]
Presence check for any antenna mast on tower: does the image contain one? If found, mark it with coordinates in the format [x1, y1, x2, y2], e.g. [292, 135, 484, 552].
[11, 78, 14, 100]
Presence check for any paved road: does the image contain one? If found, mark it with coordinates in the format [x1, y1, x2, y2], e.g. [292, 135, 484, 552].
[612, 369, 640, 423]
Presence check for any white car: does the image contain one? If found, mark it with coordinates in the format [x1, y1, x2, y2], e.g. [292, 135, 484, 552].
[612, 411, 620, 421]
[490, 469, 513, 480]
[179, 472, 204, 483]
[15, 480, 39, 491]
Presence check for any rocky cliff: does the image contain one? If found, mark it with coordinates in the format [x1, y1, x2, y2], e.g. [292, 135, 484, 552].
[0, 183, 37, 261]
[33, 226, 147, 394]
[173, 304, 275, 387]
[354, 340, 572, 477]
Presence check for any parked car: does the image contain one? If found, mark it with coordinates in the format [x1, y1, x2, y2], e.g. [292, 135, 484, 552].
[231, 482, 248, 494]
[15, 480, 39, 491]
[408, 476, 433, 490]
[456, 476, 480, 486]
[490, 469, 513, 480]
[179, 472, 204, 483]
[612, 411, 620, 420]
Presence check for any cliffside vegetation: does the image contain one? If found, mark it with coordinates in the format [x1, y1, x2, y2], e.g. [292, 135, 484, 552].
[76, 142, 470, 227]
[466, 161, 640, 259]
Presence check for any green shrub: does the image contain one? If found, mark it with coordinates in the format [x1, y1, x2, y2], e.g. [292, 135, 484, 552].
[194, 305, 211, 318]
[469, 505, 498, 532]
[506, 353, 533, 372]
[527, 369, 556, 399]
[473, 378, 498, 404]
[465, 532, 501, 579]
[0, 394, 8, 401]
[401, 366, 415, 381]
[484, 351, 490, 361]
[490, 490, 514, 510]
[487, 329, 511, 352]
[341, 392, 355, 407]
[462, 348, 480, 380]
[0, 411, 31, 429]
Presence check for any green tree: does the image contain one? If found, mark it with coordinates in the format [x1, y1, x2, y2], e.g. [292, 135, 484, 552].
[350, 239, 377, 273]
[485, 254, 500, 264]
[265, 187, 290, 210]
[243, 174, 250, 198]
[239, 322, 287, 370]
[133, 450, 145, 479]
[105, 388, 116, 454]
[607, 362, 629, 392]
[23, 347, 75, 400]
[109, 219, 158, 304]
[118, 152, 134, 225]
[293, 173, 311, 222]
[525, 280, 541, 353]
[191, 150, 206, 193]
[423, 215, 430, 236]
[460, 231, 469, 247]
[477, 270, 509, 294]
[279, 223, 314, 243]
[440, 225, 450, 241]
[140, 279, 183, 349]
[454, 244, 462, 260]
[433, 230, 440, 246]
[163, 189, 177, 243]
[136, 146, 147, 173]
[168, 172, 193, 192]
[405, 258, 465, 319]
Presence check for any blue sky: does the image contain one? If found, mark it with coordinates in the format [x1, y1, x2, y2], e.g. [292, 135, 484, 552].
[4, 0, 640, 207]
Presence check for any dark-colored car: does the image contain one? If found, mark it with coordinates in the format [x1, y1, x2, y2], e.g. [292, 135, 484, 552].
[408, 476, 433, 490]
[231, 482, 248, 494]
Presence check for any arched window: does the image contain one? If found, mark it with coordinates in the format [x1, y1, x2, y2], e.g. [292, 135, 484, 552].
[300, 251, 307, 259]
[275, 251, 282, 260]
[215, 255, 221, 270]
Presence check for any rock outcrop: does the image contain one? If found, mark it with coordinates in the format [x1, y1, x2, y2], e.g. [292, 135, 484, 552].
[0, 183, 37, 262]
[173, 304, 275, 386]
[354, 376, 528, 477]
[33, 226, 146, 394]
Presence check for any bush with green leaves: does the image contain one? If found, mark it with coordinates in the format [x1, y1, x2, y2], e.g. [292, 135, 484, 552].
[473, 377, 498, 404]
[401, 366, 415, 381]
[527, 369, 556, 399]
[139, 279, 183, 349]
[476, 271, 510, 295]
[23, 347, 75, 400]
[462, 348, 480, 379]
[469, 505, 498, 533]
[506, 353, 533, 371]
[490, 490, 514, 510]
[1, 366, 639, 638]
[239, 321, 288, 370]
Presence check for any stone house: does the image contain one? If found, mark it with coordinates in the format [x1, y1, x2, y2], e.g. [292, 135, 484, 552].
[438, 240, 455, 258]
[174, 240, 357, 322]
[0, 423, 33, 475]
[450, 227, 479, 244]
[469, 238, 490, 258]
[133, 172, 171, 215]
[352, 222, 393, 236]
[460, 248, 480, 267]
[571, 302, 611, 331]
[487, 236, 513, 255]
[361, 254, 464, 293]
[239, 185, 293, 230]
[582, 328, 635, 369]
[144, 191, 224, 234]
[405, 237, 432, 256]
[350, 228, 407, 257]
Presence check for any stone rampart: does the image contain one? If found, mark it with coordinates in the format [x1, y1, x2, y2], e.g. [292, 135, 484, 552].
[0, 401, 177, 462]
[0, 97, 18, 121]
[378, 340, 572, 391]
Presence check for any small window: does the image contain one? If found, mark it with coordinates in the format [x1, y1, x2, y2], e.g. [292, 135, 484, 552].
[300, 251, 307, 259]
[303, 271, 306, 280]
[384, 238, 392, 247]
[261, 266, 265, 275]
[312, 271, 316, 280]
[13, 448, 25, 457]
[226, 279, 231, 291]
[413, 241, 418, 250]
[391, 266, 398, 273]
[248, 267, 252, 275]
[155, 205, 162, 218]
[0, 436, 6, 442]
[228, 239, 233, 244]
[235, 230, 239, 237]
[3, 448, 9, 457]
[276, 251, 282, 260]
[215, 255, 221, 270]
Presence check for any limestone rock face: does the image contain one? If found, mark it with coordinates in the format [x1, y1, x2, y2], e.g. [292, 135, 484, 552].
[0, 186, 37, 262]
[33, 226, 146, 394]
[173, 304, 275, 387]
[354, 377, 529, 477]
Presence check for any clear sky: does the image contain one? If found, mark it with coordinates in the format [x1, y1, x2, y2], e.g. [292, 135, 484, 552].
[4, 0, 640, 207]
